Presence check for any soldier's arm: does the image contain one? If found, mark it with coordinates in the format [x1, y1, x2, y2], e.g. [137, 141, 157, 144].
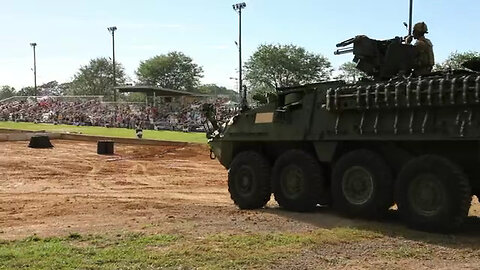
[405, 35, 413, 44]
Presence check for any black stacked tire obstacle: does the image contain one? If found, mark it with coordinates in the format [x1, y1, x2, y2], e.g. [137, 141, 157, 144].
[28, 135, 54, 148]
[97, 140, 114, 155]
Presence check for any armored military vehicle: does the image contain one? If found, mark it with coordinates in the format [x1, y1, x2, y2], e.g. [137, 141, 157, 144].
[204, 35, 480, 232]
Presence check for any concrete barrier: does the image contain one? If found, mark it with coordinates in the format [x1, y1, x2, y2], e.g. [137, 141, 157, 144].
[59, 133, 188, 146]
[0, 132, 61, 142]
[0, 128, 47, 133]
[0, 128, 191, 146]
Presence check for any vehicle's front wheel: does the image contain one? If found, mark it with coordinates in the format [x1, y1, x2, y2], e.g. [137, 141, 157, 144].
[331, 149, 394, 218]
[395, 155, 471, 232]
[228, 151, 271, 209]
[272, 150, 327, 212]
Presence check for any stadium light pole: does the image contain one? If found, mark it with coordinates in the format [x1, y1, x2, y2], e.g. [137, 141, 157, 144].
[233, 2, 246, 100]
[30, 42, 37, 97]
[408, 0, 413, 36]
[107, 26, 117, 103]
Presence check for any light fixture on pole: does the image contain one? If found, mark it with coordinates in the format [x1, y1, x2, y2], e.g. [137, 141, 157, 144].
[30, 42, 37, 97]
[107, 26, 117, 103]
[233, 2, 246, 100]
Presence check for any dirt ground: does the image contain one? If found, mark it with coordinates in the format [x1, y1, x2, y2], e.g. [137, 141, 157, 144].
[1, 140, 480, 269]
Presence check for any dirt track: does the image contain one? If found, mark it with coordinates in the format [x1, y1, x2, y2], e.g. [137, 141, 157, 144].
[2, 140, 480, 269]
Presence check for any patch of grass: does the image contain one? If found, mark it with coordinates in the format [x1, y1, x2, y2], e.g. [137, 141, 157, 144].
[67, 232, 82, 240]
[353, 222, 468, 247]
[160, 228, 383, 269]
[0, 121, 206, 144]
[0, 228, 381, 269]
[310, 227, 383, 243]
[0, 233, 182, 270]
[380, 245, 434, 259]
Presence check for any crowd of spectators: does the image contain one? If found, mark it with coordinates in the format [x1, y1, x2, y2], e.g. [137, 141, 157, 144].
[0, 97, 237, 132]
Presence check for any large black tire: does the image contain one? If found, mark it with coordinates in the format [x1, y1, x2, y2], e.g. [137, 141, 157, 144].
[97, 140, 114, 155]
[272, 150, 327, 212]
[228, 151, 271, 209]
[331, 149, 393, 218]
[395, 155, 471, 232]
[28, 135, 54, 148]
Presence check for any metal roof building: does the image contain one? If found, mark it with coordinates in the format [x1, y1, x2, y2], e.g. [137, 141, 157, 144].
[116, 86, 194, 97]
[115, 85, 198, 106]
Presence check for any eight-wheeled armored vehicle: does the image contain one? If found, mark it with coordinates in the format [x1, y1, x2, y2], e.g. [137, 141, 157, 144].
[204, 35, 480, 232]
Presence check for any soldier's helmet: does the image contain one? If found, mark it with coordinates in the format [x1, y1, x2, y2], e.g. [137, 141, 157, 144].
[413, 22, 428, 34]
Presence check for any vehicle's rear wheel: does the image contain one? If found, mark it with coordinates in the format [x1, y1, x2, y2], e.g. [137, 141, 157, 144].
[228, 151, 271, 209]
[331, 149, 393, 218]
[395, 155, 471, 232]
[272, 150, 327, 212]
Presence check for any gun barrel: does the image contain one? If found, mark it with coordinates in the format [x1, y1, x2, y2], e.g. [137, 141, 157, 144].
[334, 47, 354, 55]
[336, 37, 355, 48]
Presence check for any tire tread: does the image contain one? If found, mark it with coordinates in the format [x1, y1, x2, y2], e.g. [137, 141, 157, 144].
[395, 155, 471, 232]
[272, 149, 327, 212]
[228, 151, 271, 209]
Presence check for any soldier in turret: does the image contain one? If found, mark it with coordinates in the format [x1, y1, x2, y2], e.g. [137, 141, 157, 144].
[406, 22, 435, 76]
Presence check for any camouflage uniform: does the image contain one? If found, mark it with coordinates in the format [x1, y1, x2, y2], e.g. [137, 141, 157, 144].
[406, 22, 435, 76]
[414, 36, 434, 76]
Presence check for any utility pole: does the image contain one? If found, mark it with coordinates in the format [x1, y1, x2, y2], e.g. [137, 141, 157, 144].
[107, 26, 117, 102]
[233, 2, 246, 100]
[408, 0, 413, 36]
[30, 43, 37, 97]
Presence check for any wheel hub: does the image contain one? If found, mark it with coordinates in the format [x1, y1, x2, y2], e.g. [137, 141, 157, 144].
[280, 165, 305, 199]
[408, 173, 445, 216]
[342, 166, 374, 205]
[236, 165, 255, 196]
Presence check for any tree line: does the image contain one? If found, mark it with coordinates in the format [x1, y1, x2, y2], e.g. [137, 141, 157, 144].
[1, 46, 479, 102]
[0, 52, 235, 102]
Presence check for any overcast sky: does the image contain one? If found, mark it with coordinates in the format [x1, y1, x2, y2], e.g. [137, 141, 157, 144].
[1, 0, 479, 92]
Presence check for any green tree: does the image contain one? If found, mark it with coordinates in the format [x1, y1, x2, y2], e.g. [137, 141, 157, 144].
[38, 81, 70, 96]
[17, 86, 35, 96]
[136, 52, 203, 92]
[435, 51, 480, 71]
[197, 84, 238, 99]
[69, 57, 126, 99]
[0, 86, 16, 100]
[249, 85, 276, 105]
[57, 82, 73, 96]
[335, 62, 366, 83]
[245, 44, 332, 92]
[123, 92, 147, 103]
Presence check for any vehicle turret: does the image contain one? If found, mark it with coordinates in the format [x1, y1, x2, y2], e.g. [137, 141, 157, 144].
[335, 35, 416, 80]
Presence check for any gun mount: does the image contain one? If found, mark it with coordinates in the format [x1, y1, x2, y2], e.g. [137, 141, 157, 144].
[335, 35, 416, 80]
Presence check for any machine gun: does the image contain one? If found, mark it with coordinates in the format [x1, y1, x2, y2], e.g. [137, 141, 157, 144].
[335, 35, 416, 80]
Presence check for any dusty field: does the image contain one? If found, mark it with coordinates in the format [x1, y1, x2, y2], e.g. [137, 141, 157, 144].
[1, 140, 480, 269]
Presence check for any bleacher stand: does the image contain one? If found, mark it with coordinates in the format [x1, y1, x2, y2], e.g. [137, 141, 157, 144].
[0, 96, 237, 132]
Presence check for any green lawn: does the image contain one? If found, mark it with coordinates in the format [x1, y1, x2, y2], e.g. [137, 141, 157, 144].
[0, 229, 382, 270]
[0, 121, 207, 144]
